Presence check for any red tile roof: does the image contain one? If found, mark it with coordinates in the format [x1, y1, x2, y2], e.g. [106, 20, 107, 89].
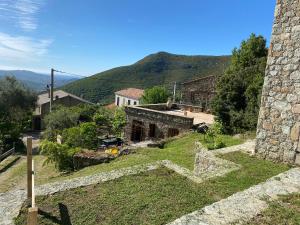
[115, 88, 144, 100]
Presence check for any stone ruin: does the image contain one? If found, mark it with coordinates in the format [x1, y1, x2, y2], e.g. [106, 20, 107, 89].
[255, 0, 300, 165]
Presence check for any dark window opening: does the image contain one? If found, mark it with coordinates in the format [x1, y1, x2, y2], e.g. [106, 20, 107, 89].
[128, 99, 131, 105]
[190, 92, 195, 103]
[149, 124, 156, 138]
[168, 128, 179, 138]
[117, 97, 120, 106]
[134, 101, 137, 105]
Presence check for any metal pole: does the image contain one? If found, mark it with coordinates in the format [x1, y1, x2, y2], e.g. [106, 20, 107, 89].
[50, 68, 54, 112]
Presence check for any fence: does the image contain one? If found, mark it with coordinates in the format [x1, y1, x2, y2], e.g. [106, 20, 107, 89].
[0, 147, 15, 162]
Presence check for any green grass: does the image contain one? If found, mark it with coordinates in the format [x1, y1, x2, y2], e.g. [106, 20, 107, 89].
[15, 152, 290, 225]
[245, 193, 300, 225]
[37, 132, 242, 184]
[199, 134, 243, 150]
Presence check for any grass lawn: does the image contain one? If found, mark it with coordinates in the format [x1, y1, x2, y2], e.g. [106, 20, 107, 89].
[246, 193, 300, 225]
[15, 152, 290, 225]
[35, 132, 243, 185]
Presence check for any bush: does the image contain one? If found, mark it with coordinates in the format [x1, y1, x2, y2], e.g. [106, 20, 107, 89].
[112, 108, 126, 137]
[80, 122, 98, 149]
[141, 86, 170, 104]
[43, 106, 79, 141]
[62, 126, 81, 148]
[40, 140, 80, 171]
[62, 122, 98, 149]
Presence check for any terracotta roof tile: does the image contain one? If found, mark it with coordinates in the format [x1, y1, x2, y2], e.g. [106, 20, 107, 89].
[115, 88, 144, 100]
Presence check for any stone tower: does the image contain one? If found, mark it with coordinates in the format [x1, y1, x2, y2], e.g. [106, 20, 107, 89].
[255, 0, 300, 165]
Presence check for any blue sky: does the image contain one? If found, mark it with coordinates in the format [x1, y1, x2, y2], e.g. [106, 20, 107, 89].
[0, 0, 276, 76]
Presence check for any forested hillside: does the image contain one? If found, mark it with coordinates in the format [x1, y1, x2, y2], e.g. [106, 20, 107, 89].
[62, 52, 231, 104]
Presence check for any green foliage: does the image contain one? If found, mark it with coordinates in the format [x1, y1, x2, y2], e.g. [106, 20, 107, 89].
[62, 52, 231, 104]
[40, 140, 80, 171]
[0, 76, 37, 151]
[112, 108, 126, 137]
[71, 104, 99, 122]
[141, 86, 170, 104]
[79, 122, 98, 149]
[203, 122, 226, 150]
[43, 106, 79, 141]
[62, 127, 81, 148]
[212, 34, 268, 134]
[93, 108, 113, 127]
[62, 122, 98, 149]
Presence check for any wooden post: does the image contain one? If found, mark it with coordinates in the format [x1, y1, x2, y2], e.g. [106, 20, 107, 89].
[27, 137, 32, 200]
[27, 207, 38, 225]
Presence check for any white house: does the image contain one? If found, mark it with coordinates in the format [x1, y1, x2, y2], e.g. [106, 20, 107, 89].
[115, 88, 144, 107]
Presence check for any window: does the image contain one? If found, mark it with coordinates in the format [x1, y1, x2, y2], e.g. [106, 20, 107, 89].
[117, 97, 120, 106]
[168, 128, 179, 137]
[191, 91, 195, 103]
[149, 124, 156, 138]
[128, 99, 131, 105]
[134, 101, 137, 105]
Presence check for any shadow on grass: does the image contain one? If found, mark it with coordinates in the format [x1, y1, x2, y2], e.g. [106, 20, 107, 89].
[0, 156, 21, 173]
[38, 203, 72, 225]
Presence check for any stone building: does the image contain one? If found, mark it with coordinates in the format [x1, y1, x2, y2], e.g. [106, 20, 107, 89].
[124, 104, 214, 142]
[181, 75, 216, 112]
[115, 88, 144, 107]
[33, 90, 92, 130]
[255, 0, 300, 165]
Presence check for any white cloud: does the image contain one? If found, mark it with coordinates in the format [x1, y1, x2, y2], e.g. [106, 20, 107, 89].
[0, 32, 52, 61]
[0, 0, 44, 31]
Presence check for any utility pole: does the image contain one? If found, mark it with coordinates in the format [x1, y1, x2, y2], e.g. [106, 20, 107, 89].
[50, 68, 54, 112]
[173, 81, 177, 103]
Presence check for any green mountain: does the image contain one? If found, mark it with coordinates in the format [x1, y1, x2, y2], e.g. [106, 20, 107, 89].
[62, 52, 231, 104]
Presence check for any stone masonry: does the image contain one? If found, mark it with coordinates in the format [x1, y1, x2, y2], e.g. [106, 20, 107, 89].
[255, 0, 300, 165]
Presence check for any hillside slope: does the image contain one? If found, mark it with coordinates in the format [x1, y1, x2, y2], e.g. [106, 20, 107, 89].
[0, 70, 79, 92]
[62, 52, 231, 104]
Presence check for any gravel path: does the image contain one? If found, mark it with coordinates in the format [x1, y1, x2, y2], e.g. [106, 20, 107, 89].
[168, 167, 300, 225]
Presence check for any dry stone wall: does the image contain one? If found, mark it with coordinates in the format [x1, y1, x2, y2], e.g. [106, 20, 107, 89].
[256, 0, 300, 165]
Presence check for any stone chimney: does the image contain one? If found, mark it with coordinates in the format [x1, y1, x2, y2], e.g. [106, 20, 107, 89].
[255, 0, 300, 165]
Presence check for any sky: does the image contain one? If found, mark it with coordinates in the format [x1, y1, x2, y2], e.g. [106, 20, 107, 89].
[0, 0, 276, 76]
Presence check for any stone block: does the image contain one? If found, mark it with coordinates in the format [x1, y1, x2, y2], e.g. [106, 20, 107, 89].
[292, 104, 300, 113]
[291, 122, 300, 141]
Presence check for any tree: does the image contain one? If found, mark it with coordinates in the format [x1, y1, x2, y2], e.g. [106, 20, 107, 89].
[212, 34, 268, 134]
[0, 76, 37, 151]
[112, 107, 126, 137]
[141, 86, 170, 104]
[43, 106, 79, 141]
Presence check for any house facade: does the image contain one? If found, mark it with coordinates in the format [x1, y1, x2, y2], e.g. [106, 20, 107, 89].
[181, 75, 216, 112]
[124, 103, 214, 143]
[33, 90, 92, 130]
[115, 88, 144, 107]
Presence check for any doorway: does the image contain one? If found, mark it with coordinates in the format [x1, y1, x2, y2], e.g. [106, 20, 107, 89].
[131, 120, 144, 142]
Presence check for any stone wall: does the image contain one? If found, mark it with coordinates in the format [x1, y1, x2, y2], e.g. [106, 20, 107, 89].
[255, 0, 300, 165]
[181, 75, 216, 111]
[124, 106, 193, 142]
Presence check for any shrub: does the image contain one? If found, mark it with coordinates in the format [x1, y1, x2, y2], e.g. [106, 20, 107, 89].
[43, 106, 79, 140]
[112, 108, 126, 137]
[40, 140, 80, 171]
[79, 122, 98, 149]
[62, 122, 98, 149]
[62, 126, 81, 148]
[141, 86, 170, 104]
